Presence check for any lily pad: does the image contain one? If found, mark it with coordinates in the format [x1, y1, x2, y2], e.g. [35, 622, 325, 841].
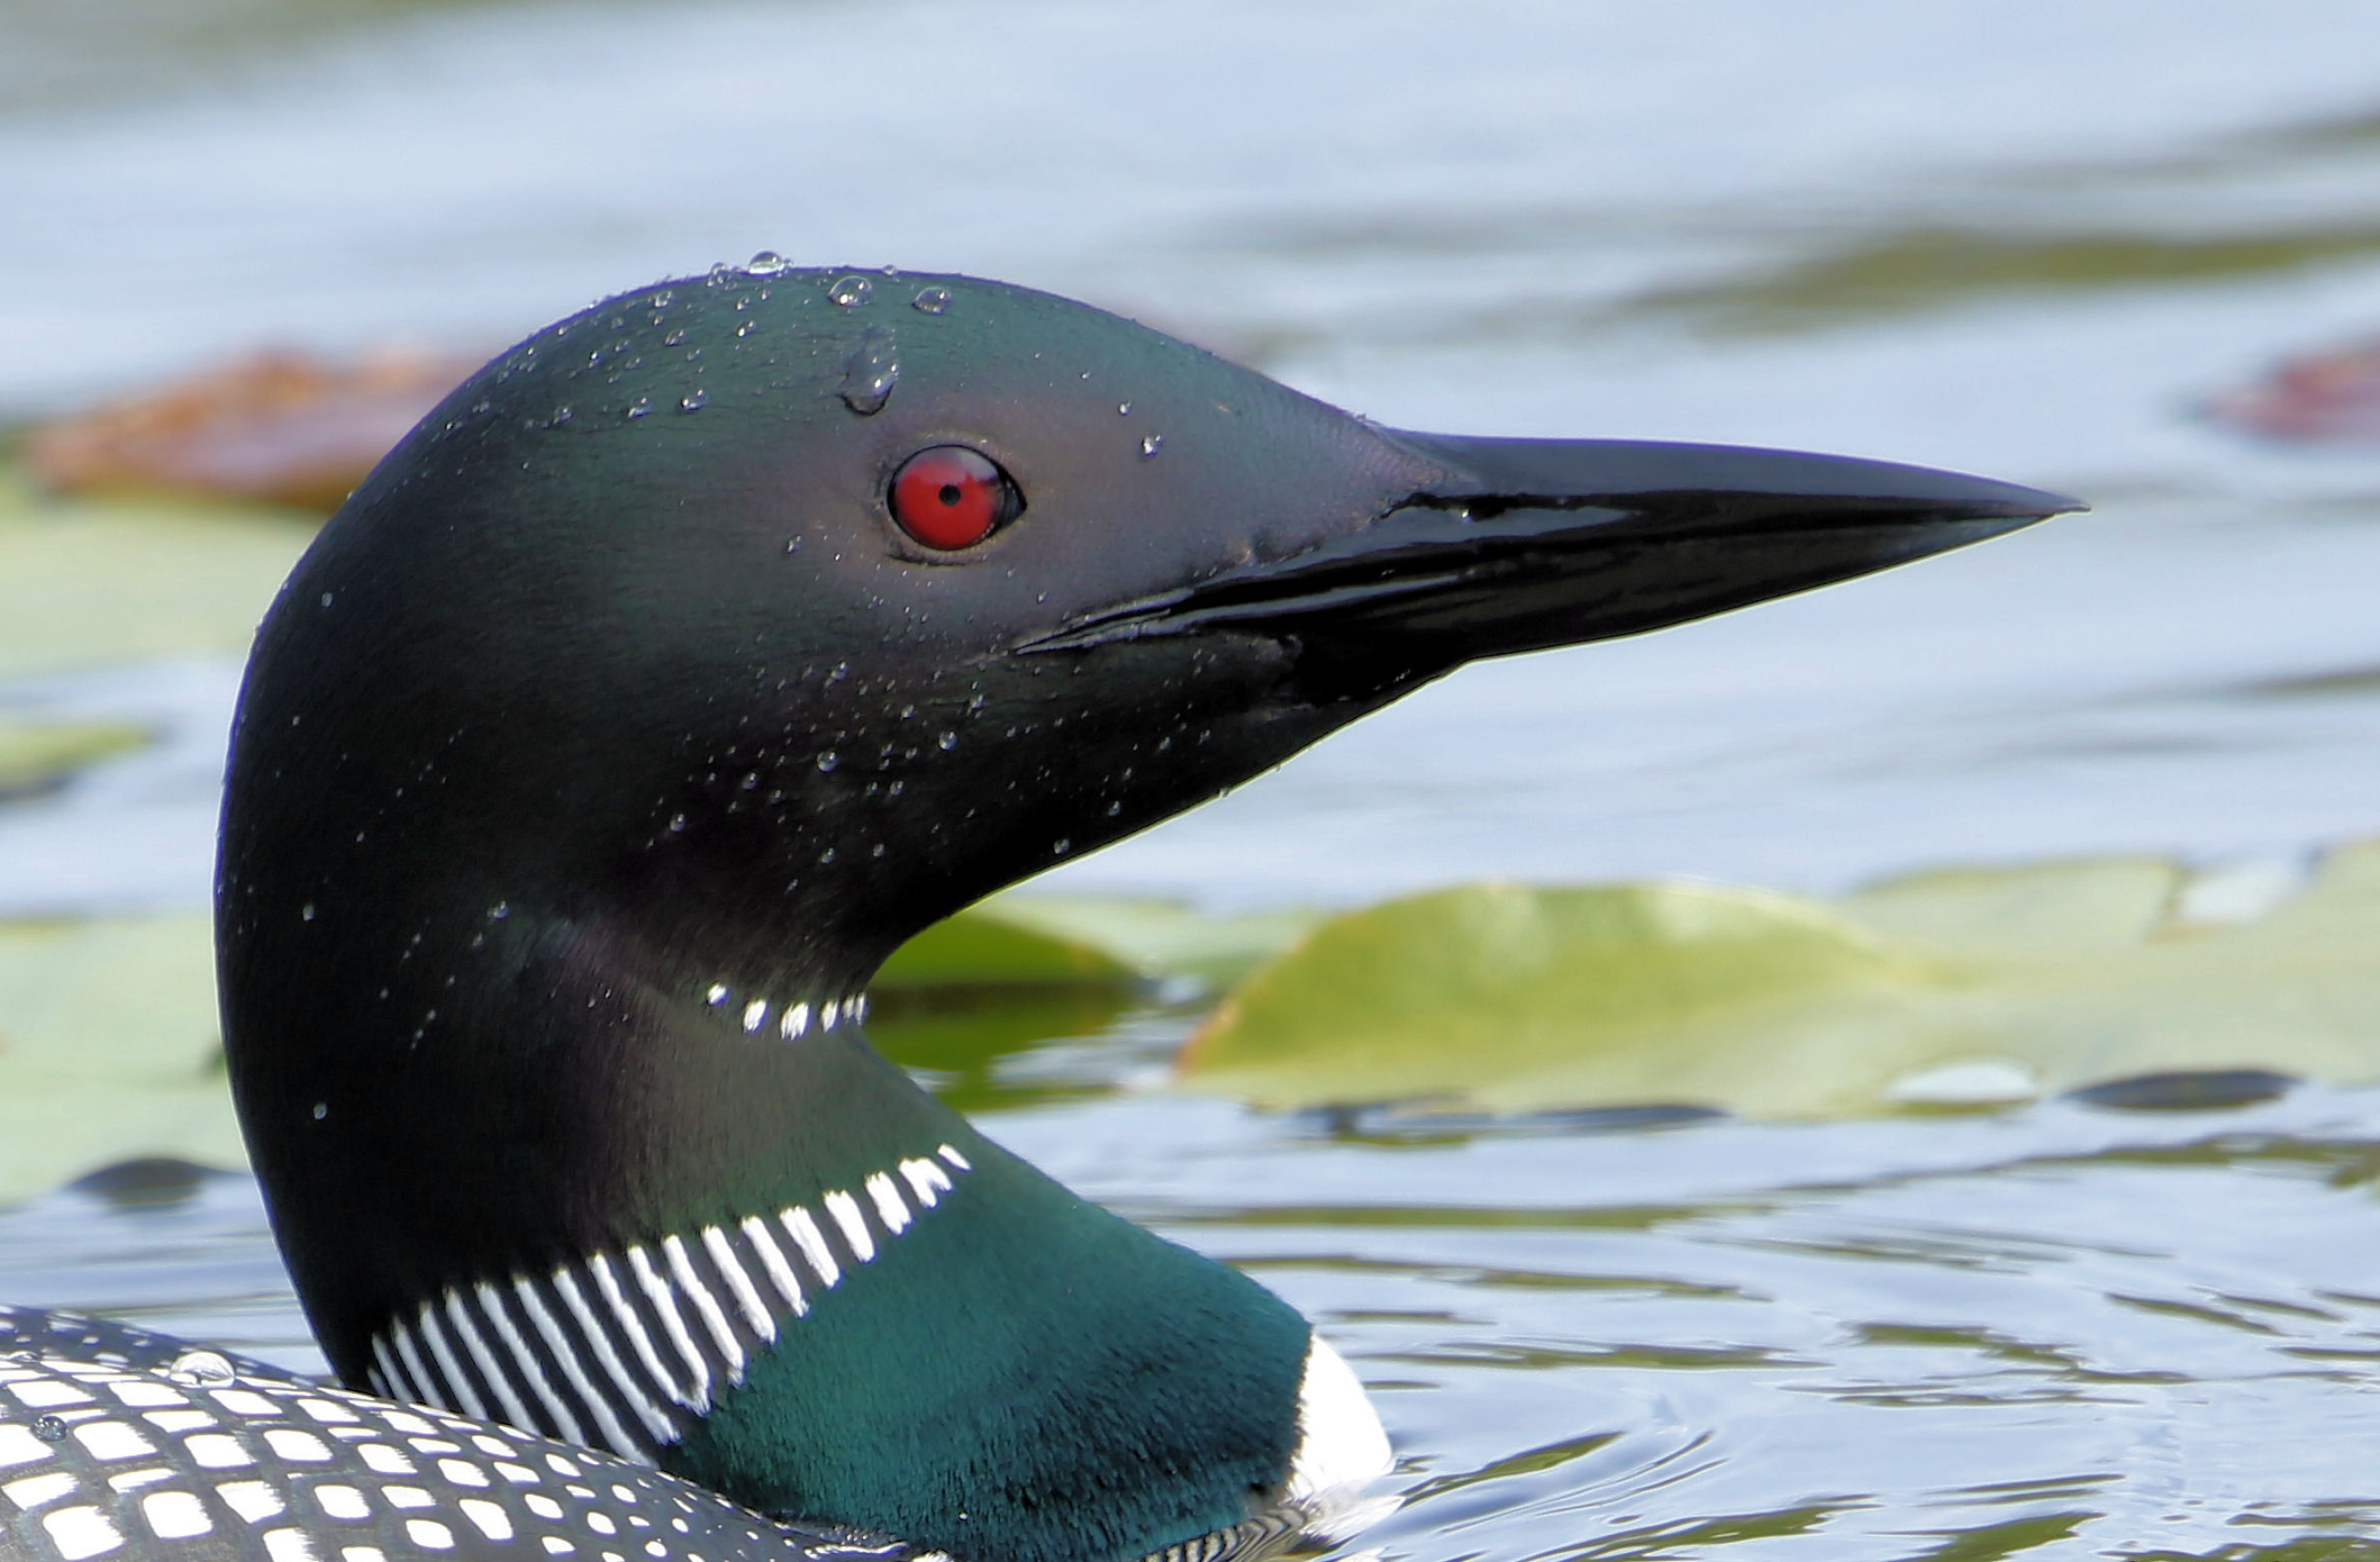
[967, 895, 1322, 989]
[878, 895, 1318, 994]
[867, 989, 1138, 1114]
[0, 466, 315, 683]
[0, 912, 243, 1206]
[0, 716, 150, 800]
[1641, 223, 2380, 335]
[874, 905, 1139, 991]
[1177, 843, 2380, 1119]
[25, 348, 474, 514]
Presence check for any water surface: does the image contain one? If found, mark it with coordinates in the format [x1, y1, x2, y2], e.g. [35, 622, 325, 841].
[9, 2, 2380, 1555]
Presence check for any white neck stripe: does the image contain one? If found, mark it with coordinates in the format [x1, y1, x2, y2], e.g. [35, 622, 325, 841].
[703, 1225, 779, 1341]
[367, 1143, 974, 1461]
[472, 1279, 585, 1449]
[412, 1303, 488, 1424]
[736, 1215, 809, 1317]
[662, 1234, 746, 1384]
[822, 1190, 874, 1263]
[625, 1246, 713, 1412]
[546, 1266, 674, 1449]
[445, 1288, 534, 1437]
[587, 1252, 692, 1416]
[782, 1207, 840, 1289]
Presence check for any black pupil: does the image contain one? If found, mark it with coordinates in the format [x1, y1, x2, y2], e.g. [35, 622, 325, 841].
[938, 483, 963, 507]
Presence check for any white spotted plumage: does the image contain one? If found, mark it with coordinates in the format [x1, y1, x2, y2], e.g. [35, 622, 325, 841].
[0, 1305, 915, 1562]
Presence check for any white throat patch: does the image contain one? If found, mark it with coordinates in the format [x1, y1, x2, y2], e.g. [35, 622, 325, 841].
[1282, 1334, 1395, 1538]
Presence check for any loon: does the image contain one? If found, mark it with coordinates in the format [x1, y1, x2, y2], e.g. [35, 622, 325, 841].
[0, 264, 2075, 1562]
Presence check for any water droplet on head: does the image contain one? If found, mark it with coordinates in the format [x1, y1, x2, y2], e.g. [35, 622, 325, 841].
[627, 396, 652, 419]
[1140, 434, 1164, 458]
[1053, 838, 1072, 856]
[828, 276, 874, 307]
[912, 286, 951, 315]
[937, 731, 957, 751]
[489, 901, 510, 920]
[164, 1351, 236, 1388]
[300, 903, 316, 923]
[745, 250, 792, 277]
[547, 406, 574, 428]
[817, 752, 839, 772]
[664, 328, 687, 346]
[1117, 402, 1132, 416]
[31, 1415, 66, 1441]
[679, 389, 708, 412]
[838, 326, 899, 415]
[667, 813, 688, 833]
[312, 1101, 327, 1121]
[319, 592, 334, 608]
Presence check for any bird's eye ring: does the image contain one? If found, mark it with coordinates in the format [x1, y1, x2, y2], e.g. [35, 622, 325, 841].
[889, 446, 1024, 551]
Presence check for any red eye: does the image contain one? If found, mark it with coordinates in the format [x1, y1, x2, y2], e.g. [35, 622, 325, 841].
[889, 446, 1021, 551]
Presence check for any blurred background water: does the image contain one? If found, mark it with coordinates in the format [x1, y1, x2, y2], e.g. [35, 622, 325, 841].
[8, 1, 2380, 1557]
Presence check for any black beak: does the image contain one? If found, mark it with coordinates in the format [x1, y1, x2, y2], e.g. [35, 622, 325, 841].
[1018, 432, 2080, 688]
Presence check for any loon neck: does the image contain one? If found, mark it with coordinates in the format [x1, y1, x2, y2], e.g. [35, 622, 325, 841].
[225, 893, 1319, 1562]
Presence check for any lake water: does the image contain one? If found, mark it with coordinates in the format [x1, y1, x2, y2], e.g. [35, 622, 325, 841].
[9, 1, 2380, 1555]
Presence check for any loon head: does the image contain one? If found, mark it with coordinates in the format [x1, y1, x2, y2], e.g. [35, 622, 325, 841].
[215, 267, 2073, 1562]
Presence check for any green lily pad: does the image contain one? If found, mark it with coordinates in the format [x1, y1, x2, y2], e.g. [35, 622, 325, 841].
[0, 465, 315, 683]
[1176, 843, 2380, 1119]
[0, 717, 151, 799]
[1641, 222, 2380, 335]
[967, 895, 1321, 989]
[867, 988, 1137, 1114]
[873, 905, 1139, 991]
[0, 912, 244, 1206]
[878, 895, 1318, 994]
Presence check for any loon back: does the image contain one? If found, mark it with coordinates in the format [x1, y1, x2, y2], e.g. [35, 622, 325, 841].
[212, 266, 2073, 1562]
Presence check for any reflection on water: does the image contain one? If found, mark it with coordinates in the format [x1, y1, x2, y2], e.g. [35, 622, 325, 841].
[11, 1068, 2380, 1557]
